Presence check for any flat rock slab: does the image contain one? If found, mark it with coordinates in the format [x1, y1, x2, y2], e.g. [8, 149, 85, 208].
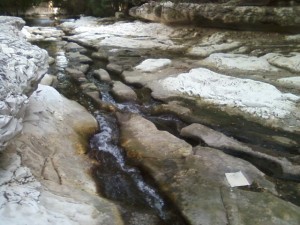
[202, 53, 279, 72]
[66, 52, 93, 64]
[117, 113, 192, 160]
[117, 113, 300, 225]
[129, 2, 300, 33]
[265, 52, 300, 73]
[93, 68, 111, 82]
[277, 76, 300, 89]
[180, 123, 300, 180]
[135, 58, 172, 72]
[22, 26, 64, 42]
[0, 16, 48, 151]
[149, 67, 300, 132]
[64, 42, 87, 54]
[111, 81, 137, 102]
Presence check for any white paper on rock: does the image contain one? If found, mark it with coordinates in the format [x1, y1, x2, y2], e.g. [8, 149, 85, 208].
[225, 171, 250, 187]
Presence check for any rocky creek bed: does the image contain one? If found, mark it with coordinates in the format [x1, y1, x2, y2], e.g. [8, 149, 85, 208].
[1, 12, 300, 225]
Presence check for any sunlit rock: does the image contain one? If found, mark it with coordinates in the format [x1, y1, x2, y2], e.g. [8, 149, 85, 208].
[0, 16, 48, 151]
[135, 58, 172, 72]
[129, 2, 300, 33]
[1, 85, 123, 225]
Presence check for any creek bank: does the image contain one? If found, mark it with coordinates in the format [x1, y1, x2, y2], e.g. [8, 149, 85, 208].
[1, 84, 124, 225]
[0, 16, 48, 151]
[21, 15, 300, 224]
[129, 1, 300, 33]
[117, 113, 300, 225]
[1, 17, 124, 225]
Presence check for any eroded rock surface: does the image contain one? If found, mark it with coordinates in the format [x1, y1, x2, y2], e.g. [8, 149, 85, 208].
[117, 113, 300, 225]
[0, 16, 48, 151]
[1, 85, 123, 225]
[129, 2, 300, 33]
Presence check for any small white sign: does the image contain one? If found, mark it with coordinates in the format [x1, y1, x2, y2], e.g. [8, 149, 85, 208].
[225, 171, 250, 187]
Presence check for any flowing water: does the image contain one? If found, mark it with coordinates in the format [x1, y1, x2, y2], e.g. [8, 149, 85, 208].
[26, 17, 300, 224]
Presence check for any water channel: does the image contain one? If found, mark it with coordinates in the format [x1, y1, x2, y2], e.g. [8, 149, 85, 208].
[26, 16, 300, 224]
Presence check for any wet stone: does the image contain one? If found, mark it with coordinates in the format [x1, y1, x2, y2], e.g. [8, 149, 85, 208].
[107, 63, 123, 75]
[66, 52, 93, 64]
[111, 81, 137, 102]
[180, 123, 300, 180]
[65, 68, 87, 83]
[64, 42, 87, 54]
[91, 50, 108, 60]
[93, 69, 112, 82]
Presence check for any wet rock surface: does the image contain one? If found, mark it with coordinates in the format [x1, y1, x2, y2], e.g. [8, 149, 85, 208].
[12, 15, 300, 224]
[111, 81, 137, 102]
[117, 113, 300, 225]
[1, 85, 123, 225]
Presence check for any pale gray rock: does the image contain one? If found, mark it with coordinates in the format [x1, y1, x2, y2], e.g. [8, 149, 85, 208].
[48, 56, 55, 65]
[117, 113, 300, 225]
[264, 52, 300, 73]
[22, 26, 64, 42]
[111, 81, 137, 102]
[107, 63, 123, 75]
[65, 67, 87, 83]
[93, 69, 111, 82]
[70, 64, 90, 74]
[91, 50, 108, 60]
[66, 52, 93, 64]
[40, 74, 56, 86]
[277, 76, 300, 89]
[180, 123, 300, 180]
[1, 85, 124, 225]
[188, 41, 241, 57]
[202, 53, 279, 72]
[64, 42, 87, 54]
[80, 82, 98, 92]
[117, 113, 192, 159]
[0, 16, 48, 151]
[129, 2, 300, 33]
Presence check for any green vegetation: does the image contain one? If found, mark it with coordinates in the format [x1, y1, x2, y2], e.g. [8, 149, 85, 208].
[0, 0, 147, 16]
[53, 0, 147, 16]
[0, 0, 43, 15]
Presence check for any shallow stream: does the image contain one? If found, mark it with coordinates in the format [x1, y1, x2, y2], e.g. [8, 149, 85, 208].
[26, 16, 300, 224]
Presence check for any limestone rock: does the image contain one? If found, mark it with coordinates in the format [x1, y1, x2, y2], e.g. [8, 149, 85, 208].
[202, 53, 279, 72]
[0, 16, 48, 151]
[91, 50, 108, 60]
[129, 2, 300, 33]
[40, 74, 56, 86]
[135, 58, 172, 72]
[64, 42, 87, 54]
[180, 123, 300, 180]
[93, 69, 111, 82]
[107, 63, 123, 75]
[22, 26, 64, 42]
[277, 76, 300, 89]
[111, 81, 137, 102]
[149, 67, 300, 132]
[117, 113, 192, 160]
[264, 52, 300, 73]
[0, 85, 123, 225]
[66, 52, 93, 64]
[117, 113, 300, 225]
[65, 68, 87, 83]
